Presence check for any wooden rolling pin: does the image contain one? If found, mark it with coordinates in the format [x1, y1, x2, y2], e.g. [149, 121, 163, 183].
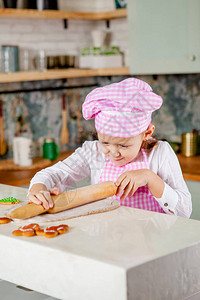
[6, 181, 117, 220]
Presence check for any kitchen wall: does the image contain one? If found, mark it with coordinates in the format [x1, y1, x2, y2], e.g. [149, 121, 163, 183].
[1, 73, 200, 160]
[0, 1, 200, 159]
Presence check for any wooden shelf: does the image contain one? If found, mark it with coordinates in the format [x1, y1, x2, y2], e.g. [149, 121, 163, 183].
[0, 9, 128, 83]
[0, 8, 127, 20]
[0, 67, 130, 83]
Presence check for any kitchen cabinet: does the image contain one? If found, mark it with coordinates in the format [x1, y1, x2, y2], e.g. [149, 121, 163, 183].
[0, 150, 74, 186]
[186, 180, 200, 221]
[0, 8, 129, 83]
[0, 280, 56, 300]
[177, 154, 200, 181]
[1, 152, 200, 187]
[128, 0, 200, 74]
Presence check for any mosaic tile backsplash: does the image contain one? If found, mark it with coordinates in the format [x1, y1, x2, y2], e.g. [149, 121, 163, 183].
[0, 74, 200, 160]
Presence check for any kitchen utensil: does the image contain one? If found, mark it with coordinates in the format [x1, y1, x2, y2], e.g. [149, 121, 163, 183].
[0, 48, 3, 73]
[0, 100, 7, 156]
[11, 97, 28, 136]
[69, 90, 83, 144]
[6, 181, 117, 219]
[74, 91, 83, 144]
[43, 138, 60, 160]
[181, 132, 198, 157]
[60, 94, 69, 145]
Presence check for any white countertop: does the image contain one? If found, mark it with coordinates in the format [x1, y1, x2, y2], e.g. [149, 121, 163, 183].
[0, 184, 200, 300]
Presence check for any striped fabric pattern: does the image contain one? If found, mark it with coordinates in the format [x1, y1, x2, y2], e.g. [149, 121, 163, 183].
[82, 78, 163, 137]
[99, 148, 165, 213]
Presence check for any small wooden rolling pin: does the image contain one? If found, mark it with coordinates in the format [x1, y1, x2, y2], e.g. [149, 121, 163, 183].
[6, 181, 117, 220]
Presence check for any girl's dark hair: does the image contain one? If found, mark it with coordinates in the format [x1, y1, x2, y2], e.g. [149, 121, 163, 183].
[141, 137, 158, 151]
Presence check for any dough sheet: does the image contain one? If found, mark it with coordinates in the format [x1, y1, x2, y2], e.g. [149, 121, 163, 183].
[5, 198, 120, 224]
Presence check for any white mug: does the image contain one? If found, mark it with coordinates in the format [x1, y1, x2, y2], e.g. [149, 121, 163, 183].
[91, 30, 107, 47]
[13, 137, 33, 167]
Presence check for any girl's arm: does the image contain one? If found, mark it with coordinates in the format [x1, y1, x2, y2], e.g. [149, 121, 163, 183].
[153, 141, 192, 218]
[28, 141, 93, 208]
[115, 169, 165, 201]
[147, 170, 165, 198]
[28, 183, 52, 209]
[116, 142, 192, 218]
[29, 141, 92, 192]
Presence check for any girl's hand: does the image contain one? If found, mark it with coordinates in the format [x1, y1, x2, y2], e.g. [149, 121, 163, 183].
[28, 184, 60, 210]
[115, 169, 150, 201]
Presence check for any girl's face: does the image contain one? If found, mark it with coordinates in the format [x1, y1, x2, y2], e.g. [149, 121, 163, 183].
[97, 125, 154, 166]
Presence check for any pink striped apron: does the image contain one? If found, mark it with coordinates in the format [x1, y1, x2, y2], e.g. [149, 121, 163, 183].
[99, 148, 165, 213]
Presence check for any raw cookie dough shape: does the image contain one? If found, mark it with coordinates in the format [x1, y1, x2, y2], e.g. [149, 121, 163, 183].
[0, 197, 20, 205]
[0, 217, 11, 224]
[12, 223, 69, 238]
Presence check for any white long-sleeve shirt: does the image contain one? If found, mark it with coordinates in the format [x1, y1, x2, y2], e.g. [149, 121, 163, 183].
[29, 140, 192, 218]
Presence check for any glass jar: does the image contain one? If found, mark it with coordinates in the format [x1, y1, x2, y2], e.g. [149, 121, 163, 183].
[1, 45, 19, 73]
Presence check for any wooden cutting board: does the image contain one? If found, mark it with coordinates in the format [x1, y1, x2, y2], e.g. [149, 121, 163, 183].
[0, 157, 51, 171]
[0, 150, 74, 171]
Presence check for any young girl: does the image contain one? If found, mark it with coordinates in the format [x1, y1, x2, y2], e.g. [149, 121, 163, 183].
[28, 78, 192, 218]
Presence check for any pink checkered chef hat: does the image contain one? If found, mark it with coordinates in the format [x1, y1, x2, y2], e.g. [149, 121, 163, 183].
[82, 78, 163, 137]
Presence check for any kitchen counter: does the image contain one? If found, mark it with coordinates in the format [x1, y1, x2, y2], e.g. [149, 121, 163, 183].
[0, 184, 200, 300]
[0, 150, 74, 186]
[1, 152, 200, 187]
[177, 154, 200, 181]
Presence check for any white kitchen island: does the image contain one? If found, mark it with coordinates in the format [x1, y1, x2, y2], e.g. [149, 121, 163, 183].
[0, 184, 200, 300]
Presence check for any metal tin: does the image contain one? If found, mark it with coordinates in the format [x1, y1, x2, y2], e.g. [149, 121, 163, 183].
[181, 132, 198, 157]
[1, 45, 19, 73]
